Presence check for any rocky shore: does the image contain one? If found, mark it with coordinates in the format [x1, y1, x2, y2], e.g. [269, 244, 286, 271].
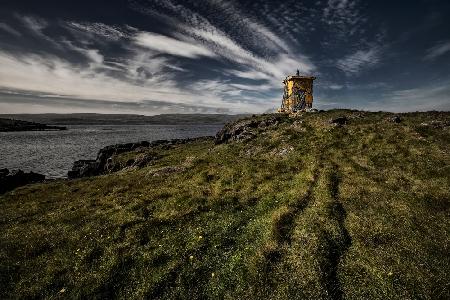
[68, 137, 213, 178]
[67, 114, 286, 179]
[0, 168, 45, 194]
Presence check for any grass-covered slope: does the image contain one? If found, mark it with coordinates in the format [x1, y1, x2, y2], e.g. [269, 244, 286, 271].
[1, 110, 449, 299]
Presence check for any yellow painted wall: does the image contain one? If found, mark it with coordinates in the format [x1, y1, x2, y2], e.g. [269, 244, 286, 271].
[282, 77, 314, 111]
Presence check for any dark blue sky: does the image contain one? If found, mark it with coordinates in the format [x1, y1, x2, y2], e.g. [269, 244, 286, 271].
[0, 0, 449, 114]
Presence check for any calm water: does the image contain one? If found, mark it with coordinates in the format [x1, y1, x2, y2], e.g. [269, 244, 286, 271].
[0, 124, 222, 178]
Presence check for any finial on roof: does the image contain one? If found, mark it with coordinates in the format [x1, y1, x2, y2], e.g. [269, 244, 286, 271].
[296, 69, 300, 76]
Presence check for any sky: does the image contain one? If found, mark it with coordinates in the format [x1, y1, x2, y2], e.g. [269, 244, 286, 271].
[0, 0, 449, 115]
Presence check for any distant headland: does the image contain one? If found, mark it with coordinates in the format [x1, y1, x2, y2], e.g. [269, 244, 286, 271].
[0, 118, 67, 132]
[0, 113, 249, 126]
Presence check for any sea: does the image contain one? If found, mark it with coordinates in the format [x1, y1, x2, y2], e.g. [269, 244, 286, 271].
[0, 124, 223, 178]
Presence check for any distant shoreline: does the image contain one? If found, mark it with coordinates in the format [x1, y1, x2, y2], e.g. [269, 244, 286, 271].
[0, 118, 67, 132]
[0, 113, 249, 126]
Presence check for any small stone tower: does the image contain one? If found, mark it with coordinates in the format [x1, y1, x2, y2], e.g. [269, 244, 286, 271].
[278, 70, 316, 113]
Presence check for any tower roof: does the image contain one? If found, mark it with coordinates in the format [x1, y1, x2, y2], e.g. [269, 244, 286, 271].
[284, 75, 316, 81]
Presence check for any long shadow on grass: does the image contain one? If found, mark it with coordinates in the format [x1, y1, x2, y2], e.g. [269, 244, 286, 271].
[264, 159, 324, 281]
[322, 164, 352, 300]
[274, 165, 322, 246]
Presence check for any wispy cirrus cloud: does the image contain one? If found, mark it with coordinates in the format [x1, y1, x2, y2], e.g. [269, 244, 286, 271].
[336, 47, 382, 75]
[0, 16, 266, 114]
[424, 40, 450, 61]
[131, 0, 315, 73]
[0, 49, 259, 114]
[134, 32, 216, 59]
[0, 22, 21, 36]
[2, 0, 445, 115]
[0, 0, 320, 114]
[66, 22, 134, 41]
[20, 15, 48, 35]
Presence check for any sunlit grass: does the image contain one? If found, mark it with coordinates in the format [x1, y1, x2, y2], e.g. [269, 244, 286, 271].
[1, 110, 449, 299]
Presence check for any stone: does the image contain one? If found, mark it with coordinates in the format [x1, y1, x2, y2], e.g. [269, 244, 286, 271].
[0, 168, 9, 177]
[67, 160, 99, 179]
[215, 115, 284, 144]
[329, 116, 348, 126]
[0, 168, 45, 194]
[389, 115, 402, 123]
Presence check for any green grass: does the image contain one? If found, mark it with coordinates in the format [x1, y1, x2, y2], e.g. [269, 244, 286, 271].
[1, 110, 449, 299]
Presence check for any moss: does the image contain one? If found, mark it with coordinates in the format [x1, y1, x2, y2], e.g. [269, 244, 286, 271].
[1, 110, 449, 299]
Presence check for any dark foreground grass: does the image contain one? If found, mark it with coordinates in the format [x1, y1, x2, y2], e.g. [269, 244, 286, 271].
[1, 110, 449, 299]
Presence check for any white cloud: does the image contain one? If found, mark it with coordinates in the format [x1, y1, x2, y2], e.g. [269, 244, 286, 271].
[0, 23, 21, 36]
[0, 49, 263, 114]
[336, 47, 381, 75]
[424, 40, 450, 61]
[329, 84, 344, 90]
[17, 15, 61, 48]
[322, 0, 361, 29]
[1, 5, 317, 114]
[133, 32, 216, 59]
[132, 0, 315, 79]
[204, 0, 291, 52]
[20, 15, 48, 35]
[66, 22, 132, 41]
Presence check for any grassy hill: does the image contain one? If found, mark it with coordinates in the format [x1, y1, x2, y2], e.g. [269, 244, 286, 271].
[0, 110, 449, 299]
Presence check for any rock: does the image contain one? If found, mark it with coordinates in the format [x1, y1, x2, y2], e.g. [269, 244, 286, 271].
[420, 120, 450, 128]
[0, 168, 45, 194]
[273, 146, 294, 156]
[349, 112, 366, 119]
[132, 153, 161, 168]
[215, 115, 283, 144]
[292, 120, 303, 127]
[329, 116, 348, 126]
[68, 160, 99, 179]
[389, 115, 402, 123]
[0, 168, 9, 177]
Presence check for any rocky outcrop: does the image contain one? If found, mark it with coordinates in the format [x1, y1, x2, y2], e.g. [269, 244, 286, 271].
[215, 115, 284, 144]
[67, 160, 99, 179]
[0, 168, 45, 194]
[68, 137, 212, 179]
[329, 116, 348, 126]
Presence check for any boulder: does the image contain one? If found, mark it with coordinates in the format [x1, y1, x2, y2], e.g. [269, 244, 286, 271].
[389, 115, 402, 123]
[329, 116, 348, 126]
[0, 168, 45, 194]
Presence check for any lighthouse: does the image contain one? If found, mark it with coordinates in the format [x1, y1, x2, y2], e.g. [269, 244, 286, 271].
[278, 70, 316, 113]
